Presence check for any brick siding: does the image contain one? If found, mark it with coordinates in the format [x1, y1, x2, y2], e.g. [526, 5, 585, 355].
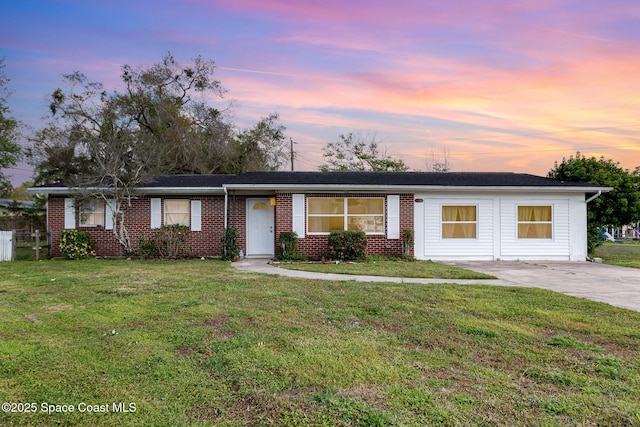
[275, 193, 414, 260]
[48, 193, 414, 259]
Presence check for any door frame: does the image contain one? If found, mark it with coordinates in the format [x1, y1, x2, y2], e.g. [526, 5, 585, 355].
[245, 198, 275, 257]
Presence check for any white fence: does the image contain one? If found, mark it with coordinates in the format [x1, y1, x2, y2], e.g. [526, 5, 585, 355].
[0, 230, 14, 262]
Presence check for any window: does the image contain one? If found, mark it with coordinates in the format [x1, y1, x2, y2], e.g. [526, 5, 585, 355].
[79, 200, 105, 227]
[518, 205, 552, 239]
[165, 199, 190, 226]
[442, 205, 477, 238]
[307, 197, 384, 234]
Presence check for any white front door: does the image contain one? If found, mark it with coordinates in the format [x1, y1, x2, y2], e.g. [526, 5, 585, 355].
[246, 198, 275, 256]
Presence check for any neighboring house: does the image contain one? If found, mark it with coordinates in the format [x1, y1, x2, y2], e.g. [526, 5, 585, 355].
[31, 172, 610, 261]
[0, 198, 46, 231]
[0, 199, 41, 216]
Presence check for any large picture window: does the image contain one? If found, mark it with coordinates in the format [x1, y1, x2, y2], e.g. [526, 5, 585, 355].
[307, 197, 384, 234]
[79, 200, 105, 227]
[518, 205, 552, 239]
[165, 199, 190, 226]
[442, 205, 477, 239]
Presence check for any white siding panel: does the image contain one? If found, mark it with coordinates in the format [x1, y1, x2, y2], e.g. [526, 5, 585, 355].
[422, 196, 494, 260]
[412, 192, 584, 261]
[500, 197, 570, 260]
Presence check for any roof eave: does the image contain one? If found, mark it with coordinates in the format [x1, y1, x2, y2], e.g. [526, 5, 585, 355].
[27, 186, 226, 195]
[224, 184, 613, 193]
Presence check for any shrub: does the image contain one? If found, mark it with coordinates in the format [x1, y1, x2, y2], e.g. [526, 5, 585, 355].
[221, 226, 240, 261]
[401, 228, 414, 259]
[155, 224, 191, 259]
[328, 230, 367, 261]
[59, 230, 95, 260]
[134, 224, 191, 259]
[278, 231, 304, 260]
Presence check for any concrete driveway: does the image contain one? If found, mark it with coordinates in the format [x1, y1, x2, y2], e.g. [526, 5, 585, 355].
[233, 259, 640, 312]
[449, 261, 640, 312]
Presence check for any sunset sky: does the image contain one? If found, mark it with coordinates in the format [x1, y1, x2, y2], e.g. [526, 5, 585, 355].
[2, 0, 640, 185]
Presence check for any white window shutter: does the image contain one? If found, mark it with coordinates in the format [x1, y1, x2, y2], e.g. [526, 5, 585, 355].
[64, 198, 76, 229]
[105, 199, 116, 230]
[387, 195, 400, 239]
[191, 200, 202, 232]
[150, 198, 161, 229]
[292, 194, 305, 238]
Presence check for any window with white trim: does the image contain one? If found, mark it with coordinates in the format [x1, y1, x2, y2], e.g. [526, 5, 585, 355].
[79, 200, 105, 227]
[165, 199, 190, 226]
[442, 205, 477, 239]
[518, 205, 552, 239]
[307, 197, 384, 234]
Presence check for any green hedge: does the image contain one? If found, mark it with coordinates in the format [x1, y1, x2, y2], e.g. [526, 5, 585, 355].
[328, 230, 367, 261]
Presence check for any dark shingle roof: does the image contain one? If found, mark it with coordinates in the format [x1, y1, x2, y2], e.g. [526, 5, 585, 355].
[141, 174, 234, 188]
[31, 171, 604, 191]
[224, 171, 600, 188]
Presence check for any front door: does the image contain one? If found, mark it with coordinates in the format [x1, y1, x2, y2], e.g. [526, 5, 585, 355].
[246, 198, 275, 257]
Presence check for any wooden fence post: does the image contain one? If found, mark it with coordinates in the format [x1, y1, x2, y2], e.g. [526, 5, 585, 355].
[34, 230, 40, 261]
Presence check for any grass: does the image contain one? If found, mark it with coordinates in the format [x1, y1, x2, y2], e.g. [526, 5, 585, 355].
[276, 258, 496, 280]
[594, 241, 640, 268]
[0, 259, 639, 426]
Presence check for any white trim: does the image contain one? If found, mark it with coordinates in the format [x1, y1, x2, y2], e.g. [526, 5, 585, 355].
[64, 198, 76, 229]
[191, 200, 202, 232]
[246, 198, 275, 256]
[29, 184, 612, 196]
[292, 194, 305, 238]
[386, 195, 400, 239]
[224, 184, 611, 193]
[150, 198, 161, 229]
[306, 197, 385, 235]
[440, 204, 478, 240]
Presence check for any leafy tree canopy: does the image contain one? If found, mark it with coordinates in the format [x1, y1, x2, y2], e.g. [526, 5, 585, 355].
[548, 152, 640, 252]
[27, 52, 288, 185]
[319, 132, 409, 172]
[0, 57, 21, 196]
[26, 53, 288, 254]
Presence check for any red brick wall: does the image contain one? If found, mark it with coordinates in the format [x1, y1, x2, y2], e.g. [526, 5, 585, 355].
[227, 195, 247, 255]
[48, 196, 226, 258]
[274, 193, 414, 260]
[48, 193, 414, 259]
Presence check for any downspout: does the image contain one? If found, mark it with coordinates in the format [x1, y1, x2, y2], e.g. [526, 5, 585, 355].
[223, 186, 229, 229]
[585, 190, 602, 262]
[586, 190, 602, 204]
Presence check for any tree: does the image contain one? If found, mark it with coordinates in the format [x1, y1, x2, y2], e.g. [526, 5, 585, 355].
[548, 152, 640, 253]
[425, 147, 451, 172]
[0, 58, 21, 196]
[319, 132, 409, 172]
[28, 53, 288, 254]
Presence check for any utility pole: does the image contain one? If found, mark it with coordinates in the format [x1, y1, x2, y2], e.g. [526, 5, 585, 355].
[289, 137, 296, 171]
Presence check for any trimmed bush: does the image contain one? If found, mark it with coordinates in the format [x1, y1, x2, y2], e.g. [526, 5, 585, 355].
[278, 231, 303, 260]
[221, 226, 240, 261]
[59, 230, 95, 260]
[328, 230, 367, 261]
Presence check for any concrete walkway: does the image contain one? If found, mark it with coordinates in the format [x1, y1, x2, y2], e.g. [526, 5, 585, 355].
[232, 258, 640, 312]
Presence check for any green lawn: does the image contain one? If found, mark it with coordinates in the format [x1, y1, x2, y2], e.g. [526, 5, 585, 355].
[594, 241, 640, 268]
[276, 259, 496, 279]
[1, 259, 640, 426]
